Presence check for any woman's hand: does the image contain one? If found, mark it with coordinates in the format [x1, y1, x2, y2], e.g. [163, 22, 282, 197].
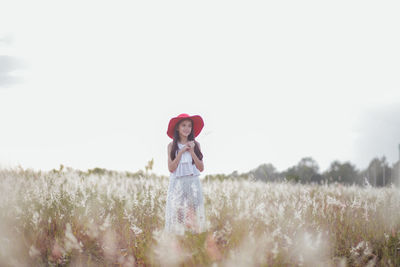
[179, 142, 191, 154]
[177, 141, 194, 156]
[187, 141, 195, 152]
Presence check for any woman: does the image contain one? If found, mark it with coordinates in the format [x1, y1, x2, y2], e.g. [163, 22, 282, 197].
[164, 113, 207, 236]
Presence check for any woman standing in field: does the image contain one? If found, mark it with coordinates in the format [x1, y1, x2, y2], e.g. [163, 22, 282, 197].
[164, 113, 207, 235]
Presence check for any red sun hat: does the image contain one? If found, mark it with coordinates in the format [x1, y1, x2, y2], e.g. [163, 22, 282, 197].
[167, 113, 204, 139]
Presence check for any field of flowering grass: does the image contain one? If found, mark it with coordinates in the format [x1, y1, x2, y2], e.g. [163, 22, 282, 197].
[0, 167, 400, 267]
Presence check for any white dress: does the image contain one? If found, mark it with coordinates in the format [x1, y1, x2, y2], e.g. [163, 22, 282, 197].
[164, 142, 207, 235]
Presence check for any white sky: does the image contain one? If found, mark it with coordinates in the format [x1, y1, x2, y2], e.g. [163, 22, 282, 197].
[1, 0, 399, 176]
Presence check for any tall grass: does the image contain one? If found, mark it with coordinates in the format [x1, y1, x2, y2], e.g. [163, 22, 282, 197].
[0, 167, 399, 266]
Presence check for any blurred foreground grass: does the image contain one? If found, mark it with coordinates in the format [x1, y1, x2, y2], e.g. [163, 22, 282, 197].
[0, 166, 399, 266]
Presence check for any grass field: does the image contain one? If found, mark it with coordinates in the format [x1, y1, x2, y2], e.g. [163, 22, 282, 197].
[0, 167, 399, 266]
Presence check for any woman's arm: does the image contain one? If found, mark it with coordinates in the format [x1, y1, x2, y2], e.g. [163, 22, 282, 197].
[190, 142, 204, 172]
[167, 142, 184, 173]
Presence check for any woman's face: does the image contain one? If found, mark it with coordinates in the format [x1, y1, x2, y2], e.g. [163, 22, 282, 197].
[177, 119, 192, 138]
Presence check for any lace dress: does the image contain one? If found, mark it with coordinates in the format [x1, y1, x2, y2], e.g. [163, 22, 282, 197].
[164, 142, 207, 235]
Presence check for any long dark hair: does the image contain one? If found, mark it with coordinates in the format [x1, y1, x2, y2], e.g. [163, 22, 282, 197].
[170, 119, 203, 164]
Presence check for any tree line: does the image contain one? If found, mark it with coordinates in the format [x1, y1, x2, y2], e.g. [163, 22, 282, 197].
[205, 156, 400, 187]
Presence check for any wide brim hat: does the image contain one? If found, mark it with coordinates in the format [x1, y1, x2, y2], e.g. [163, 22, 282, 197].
[167, 113, 204, 139]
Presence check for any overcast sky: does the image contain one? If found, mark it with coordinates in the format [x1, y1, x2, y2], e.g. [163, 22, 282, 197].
[1, 0, 399, 177]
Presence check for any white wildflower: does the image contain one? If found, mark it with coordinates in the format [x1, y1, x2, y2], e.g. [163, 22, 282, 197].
[29, 245, 41, 258]
[130, 224, 143, 235]
[100, 213, 111, 231]
[64, 223, 82, 252]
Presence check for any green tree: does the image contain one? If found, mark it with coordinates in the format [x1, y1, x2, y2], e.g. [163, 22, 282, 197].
[249, 163, 280, 182]
[323, 160, 360, 185]
[282, 157, 321, 184]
